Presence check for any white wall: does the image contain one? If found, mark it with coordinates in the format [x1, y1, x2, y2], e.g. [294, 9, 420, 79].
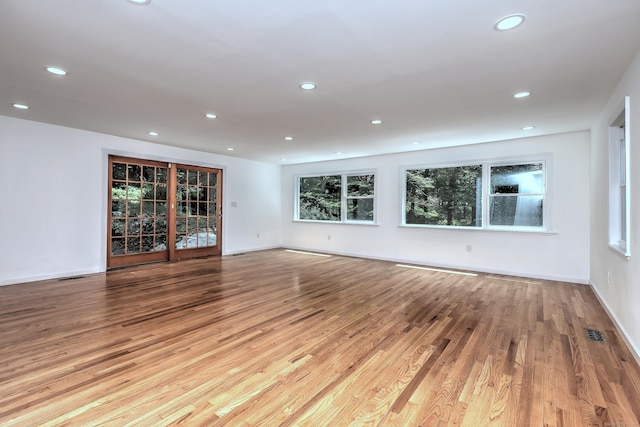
[590, 48, 640, 359]
[0, 116, 282, 286]
[282, 131, 591, 284]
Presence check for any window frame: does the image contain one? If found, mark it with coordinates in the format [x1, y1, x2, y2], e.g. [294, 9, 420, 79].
[608, 96, 631, 258]
[401, 156, 551, 232]
[295, 170, 377, 224]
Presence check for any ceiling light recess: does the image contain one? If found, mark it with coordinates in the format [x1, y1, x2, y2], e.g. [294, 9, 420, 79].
[205, 113, 217, 119]
[148, 131, 159, 136]
[299, 82, 316, 90]
[127, 0, 150, 4]
[284, 136, 294, 141]
[494, 14, 526, 31]
[370, 119, 382, 125]
[46, 66, 67, 76]
[12, 103, 29, 110]
[522, 126, 535, 130]
[514, 91, 530, 99]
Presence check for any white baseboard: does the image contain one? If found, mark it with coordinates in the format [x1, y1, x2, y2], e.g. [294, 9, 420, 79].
[589, 283, 640, 367]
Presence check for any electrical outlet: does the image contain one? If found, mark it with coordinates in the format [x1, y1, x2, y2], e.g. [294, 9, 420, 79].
[256, 232, 260, 238]
[466, 245, 472, 252]
[328, 235, 331, 241]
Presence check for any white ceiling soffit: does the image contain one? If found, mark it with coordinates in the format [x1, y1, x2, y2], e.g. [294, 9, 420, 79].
[1, 0, 639, 164]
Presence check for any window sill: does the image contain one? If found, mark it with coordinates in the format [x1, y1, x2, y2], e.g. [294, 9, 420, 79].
[609, 244, 631, 260]
[294, 219, 379, 226]
[399, 224, 557, 235]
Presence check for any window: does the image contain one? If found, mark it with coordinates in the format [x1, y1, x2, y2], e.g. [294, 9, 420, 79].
[489, 163, 544, 227]
[609, 96, 631, 257]
[297, 173, 375, 223]
[405, 165, 482, 226]
[403, 159, 547, 230]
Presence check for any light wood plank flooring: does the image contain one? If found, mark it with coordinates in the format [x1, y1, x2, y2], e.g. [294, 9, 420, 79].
[1, 249, 639, 426]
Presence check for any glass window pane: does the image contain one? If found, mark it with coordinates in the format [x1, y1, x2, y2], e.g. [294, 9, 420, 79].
[112, 200, 126, 217]
[156, 201, 167, 216]
[156, 218, 167, 234]
[198, 217, 208, 233]
[111, 182, 127, 200]
[111, 219, 126, 237]
[347, 175, 374, 197]
[156, 185, 167, 201]
[188, 170, 197, 185]
[177, 169, 187, 185]
[127, 237, 141, 254]
[127, 164, 141, 181]
[176, 202, 186, 216]
[141, 236, 154, 253]
[111, 238, 125, 256]
[209, 173, 217, 187]
[490, 195, 543, 226]
[187, 219, 197, 233]
[141, 218, 155, 235]
[127, 200, 140, 217]
[141, 201, 155, 217]
[405, 166, 482, 226]
[208, 202, 217, 216]
[199, 202, 207, 216]
[347, 198, 374, 221]
[127, 219, 141, 235]
[142, 184, 154, 200]
[188, 186, 198, 201]
[490, 163, 543, 194]
[199, 171, 208, 186]
[155, 235, 167, 252]
[189, 202, 198, 216]
[199, 187, 207, 201]
[112, 163, 126, 180]
[143, 166, 155, 182]
[298, 175, 341, 221]
[208, 189, 217, 202]
[127, 183, 141, 200]
[176, 218, 186, 233]
[176, 185, 187, 201]
[156, 167, 167, 184]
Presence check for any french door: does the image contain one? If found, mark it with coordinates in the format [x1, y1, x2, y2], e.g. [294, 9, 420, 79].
[108, 156, 222, 268]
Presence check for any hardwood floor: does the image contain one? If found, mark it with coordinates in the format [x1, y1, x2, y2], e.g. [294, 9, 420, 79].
[1, 249, 639, 426]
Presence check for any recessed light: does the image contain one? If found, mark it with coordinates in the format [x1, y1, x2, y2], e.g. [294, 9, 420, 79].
[205, 113, 217, 119]
[299, 82, 316, 90]
[284, 136, 294, 141]
[12, 103, 29, 110]
[514, 91, 531, 99]
[335, 151, 343, 155]
[494, 14, 526, 31]
[226, 147, 235, 151]
[280, 158, 287, 162]
[127, 0, 150, 4]
[45, 66, 67, 76]
[371, 119, 382, 125]
[412, 141, 422, 145]
[522, 126, 535, 130]
[148, 131, 159, 136]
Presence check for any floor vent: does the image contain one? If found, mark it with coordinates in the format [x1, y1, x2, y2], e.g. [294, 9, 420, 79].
[585, 328, 606, 343]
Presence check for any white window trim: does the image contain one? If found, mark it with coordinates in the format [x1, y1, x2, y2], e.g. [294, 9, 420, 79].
[401, 154, 553, 232]
[295, 170, 378, 224]
[608, 96, 631, 259]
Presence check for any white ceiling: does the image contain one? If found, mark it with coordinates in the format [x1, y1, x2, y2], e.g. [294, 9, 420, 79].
[2, 0, 640, 164]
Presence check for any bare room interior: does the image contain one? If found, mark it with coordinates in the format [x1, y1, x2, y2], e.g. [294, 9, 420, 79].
[1, 1, 639, 425]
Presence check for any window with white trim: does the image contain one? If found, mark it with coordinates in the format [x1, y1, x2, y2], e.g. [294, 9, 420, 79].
[403, 158, 548, 230]
[609, 96, 631, 257]
[296, 172, 375, 223]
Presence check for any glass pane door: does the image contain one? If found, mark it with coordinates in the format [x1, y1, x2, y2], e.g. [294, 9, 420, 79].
[173, 165, 222, 260]
[108, 157, 169, 267]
